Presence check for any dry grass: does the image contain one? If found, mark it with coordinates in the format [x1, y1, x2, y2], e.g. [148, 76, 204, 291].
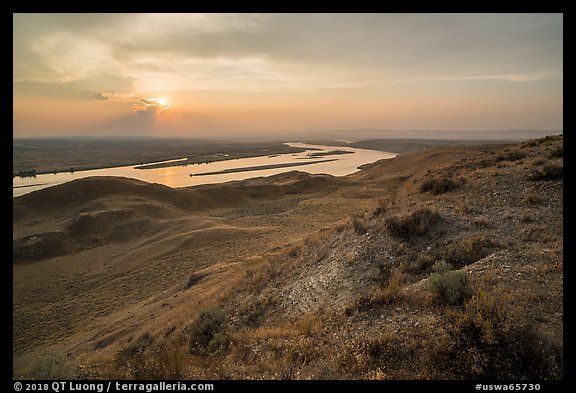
[13, 135, 563, 380]
[420, 177, 459, 195]
[435, 234, 497, 269]
[385, 208, 440, 240]
[527, 163, 563, 181]
[357, 267, 404, 311]
[505, 151, 527, 162]
[523, 193, 546, 206]
[472, 216, 489, 227]
[114, 336, 188, 379]
[295, 317, 316, 336]
[441, 288, 563, 379]
[548, 146, 563, 159]
[351, 215, 369, 234]
[116, 332, 154, 367]
[27, 352, 74, 380]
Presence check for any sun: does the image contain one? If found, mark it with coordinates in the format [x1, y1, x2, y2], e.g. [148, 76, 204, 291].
[134, 97, 171, 116]
[157, 98, 170, 110]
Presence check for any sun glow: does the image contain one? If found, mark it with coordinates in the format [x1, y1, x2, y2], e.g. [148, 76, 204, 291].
[13, 14, 563, 137]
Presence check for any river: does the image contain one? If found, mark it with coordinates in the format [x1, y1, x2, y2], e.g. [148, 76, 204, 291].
[12, 143, 396, 198]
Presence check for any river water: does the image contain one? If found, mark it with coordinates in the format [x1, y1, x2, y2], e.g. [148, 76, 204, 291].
[13, 143, 396, 198]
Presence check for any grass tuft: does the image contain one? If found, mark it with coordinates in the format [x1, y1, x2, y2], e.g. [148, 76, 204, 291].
[527, 164, 562, 181]
[28, 352, 73, 380]
[435, 234, 496, 269]
[420, 177, 459, 195]
[385, 208, 440, 240]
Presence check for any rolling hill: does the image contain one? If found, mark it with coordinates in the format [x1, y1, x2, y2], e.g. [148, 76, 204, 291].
[13, 136, 563, 379]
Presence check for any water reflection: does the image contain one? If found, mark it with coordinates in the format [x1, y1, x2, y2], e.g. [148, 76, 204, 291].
[13, 143, 396, 197]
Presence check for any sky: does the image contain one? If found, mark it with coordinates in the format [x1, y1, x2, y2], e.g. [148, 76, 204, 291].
[13, 13, 563, 138]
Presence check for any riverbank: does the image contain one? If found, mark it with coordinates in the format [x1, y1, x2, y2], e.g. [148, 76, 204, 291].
[13, 139, 305, 176]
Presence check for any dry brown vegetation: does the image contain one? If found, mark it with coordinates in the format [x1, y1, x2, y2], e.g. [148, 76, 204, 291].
[420, 177, 459, 195]
[13, 135, 563, 380]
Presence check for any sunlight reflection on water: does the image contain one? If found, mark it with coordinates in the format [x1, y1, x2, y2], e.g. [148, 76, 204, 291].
[13, 143, 396, 197]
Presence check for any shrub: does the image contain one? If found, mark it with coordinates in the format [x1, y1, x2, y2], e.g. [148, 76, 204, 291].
[351, 215, 369, 234]
[187, 307, 226, 355]
[155, 343, 187, 378]
[385, 208, 440, 240]
[420, 177, 459, 195]
[443, 289, 562, 379]
[371, 206, 386, 218]
[505, 151, 527, 161]
[28, 352, 73, 379]
[334, 221, 348, 233]
[523, 193, 545, 206]
[521, 140, 538, 148]
[115, 336, 187, 379]
[548, 146, 563, 159]
[383, 268, 403, 298]
[315, 363, 341, 379]
[184, 274, 204, 289]
[527, 164, 563, 181]
[427, 260, 467, 305]
[289, 340, 315, 365]
[357, 268, 404, 310]
[478, 159, 494, 168]
[436, 234, 495, 269]
[207, 333, 231, 353]
[449, 289, 509, 345]
[297, 317, 315, 336]
[116, 332, 154, 366]
[472, 217, 489, 227]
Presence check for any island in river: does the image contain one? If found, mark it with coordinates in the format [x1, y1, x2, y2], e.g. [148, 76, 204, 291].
[190, 159, 338, 176]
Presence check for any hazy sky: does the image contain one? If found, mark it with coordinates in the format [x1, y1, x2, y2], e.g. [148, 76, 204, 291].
[13, 13, 563, 138]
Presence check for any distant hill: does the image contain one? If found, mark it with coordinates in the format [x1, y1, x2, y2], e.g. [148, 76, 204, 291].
[295, 128, 562, 142]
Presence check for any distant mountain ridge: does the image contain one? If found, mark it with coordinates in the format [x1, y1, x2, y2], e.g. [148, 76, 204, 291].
[13, 129, 561, 143]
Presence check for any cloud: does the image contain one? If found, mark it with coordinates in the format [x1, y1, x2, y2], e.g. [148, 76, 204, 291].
[90, 92, 108, 100]
[135, 97, 169, 117]
[14, 14, 563, 95]
[89, 91, 135, 101]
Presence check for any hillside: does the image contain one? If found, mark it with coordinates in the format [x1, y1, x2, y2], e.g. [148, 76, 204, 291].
[13, 136, 563, 379]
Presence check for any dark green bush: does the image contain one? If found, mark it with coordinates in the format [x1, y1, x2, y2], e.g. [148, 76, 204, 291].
[427, 260, 467, 305]
[187, 307, 226, 355]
